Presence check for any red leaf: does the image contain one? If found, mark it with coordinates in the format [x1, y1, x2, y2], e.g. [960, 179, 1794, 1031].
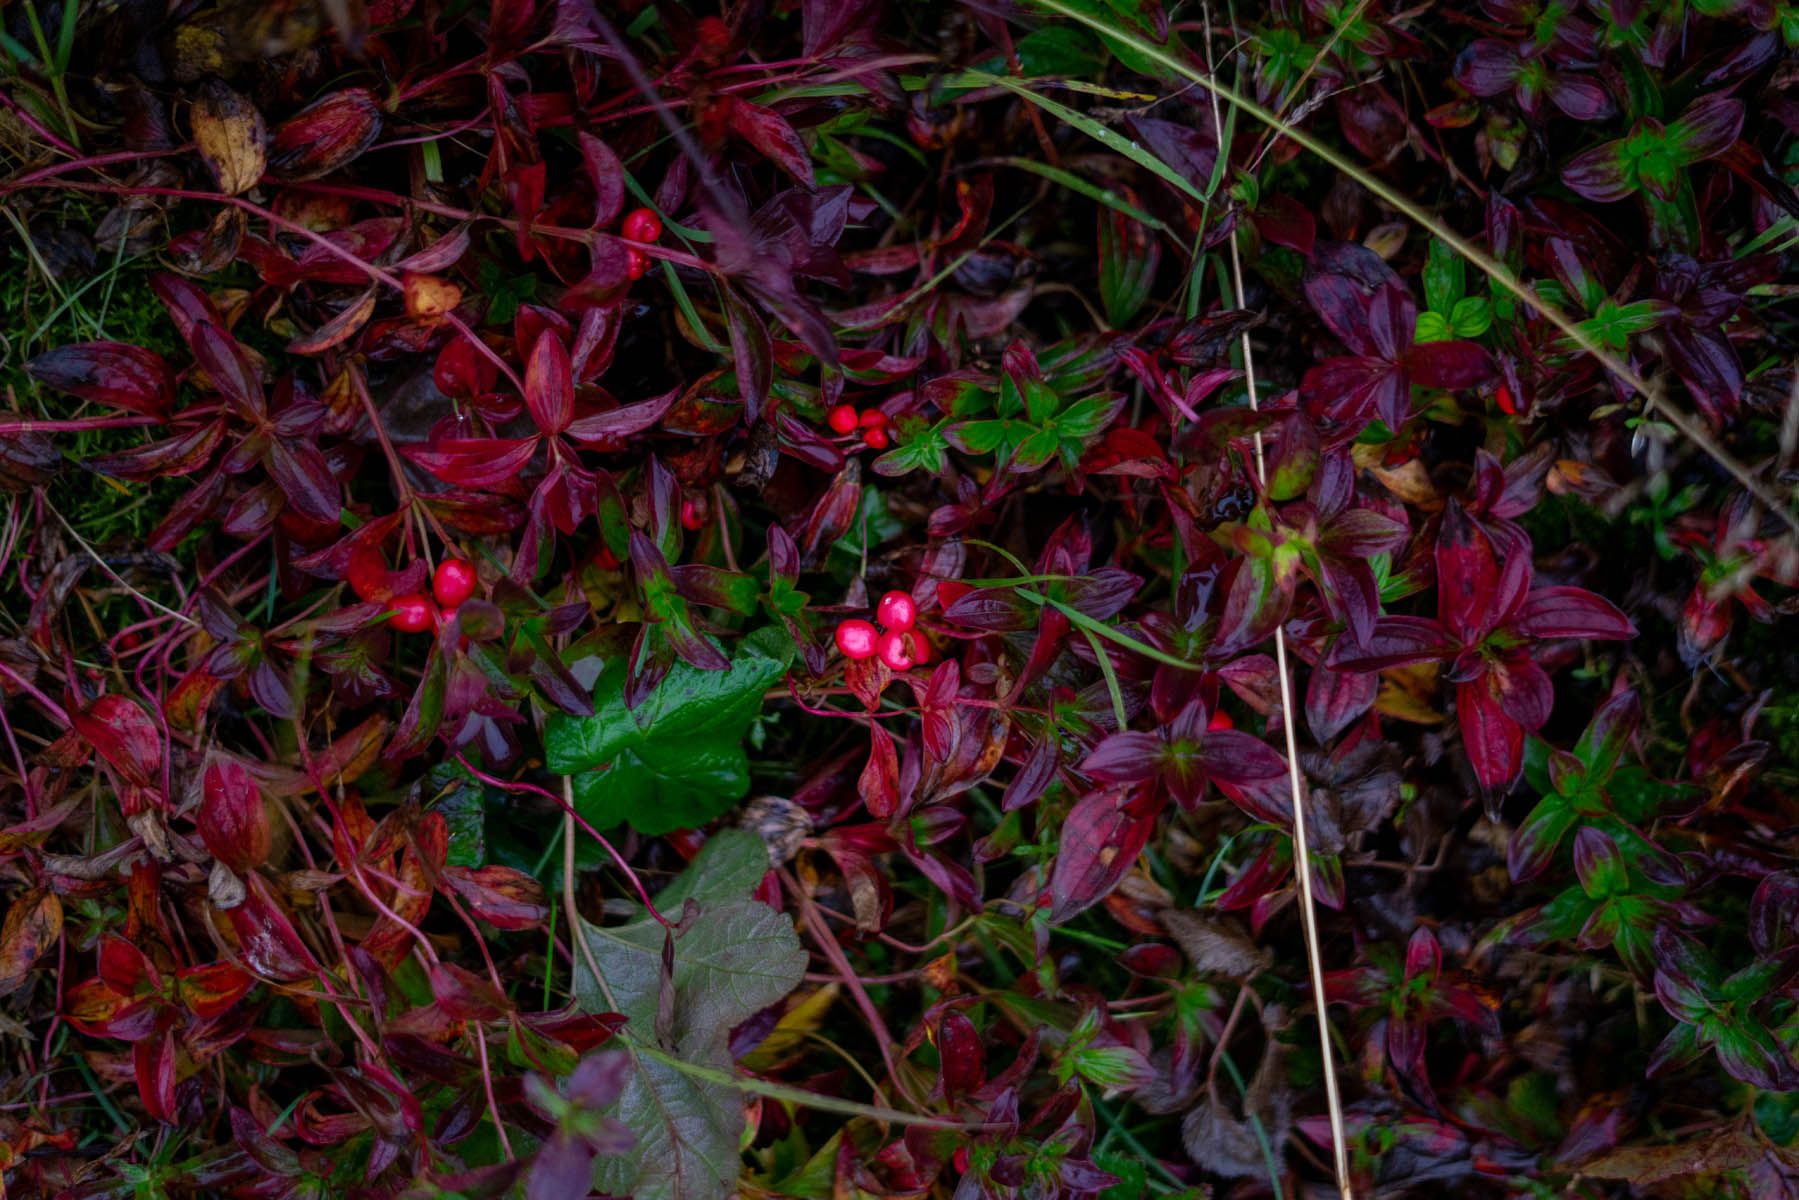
[73, 694, 162, 793]
[525, 329, 573, 435]
[1405, 339, 1493, 390]
[562, 387, 679, 446]
[86, 421, 224, 481]
[201, 757, 271, 873]
[441, 865, 549, 929]
[1510, 586, 1636, 641]
[134, 1025, 178, 1122]
[189, 321, 265, 418]
[176, 961, 254, 1017]
[858, 722, 901, 819]
[1457, 677, 1524, 792]
[937, 1010, 985, 1098]
[580, 133, 626, 228]
[402, 436, 539, 488]
[1048, 787, 1162, 923]
[26, 342, 174, 417]
[726, 98, 816, 186]
[226, 873, 320, 982]
[264, 437, 342, 523]
[1436, 501, 1501, 644]
[268, 87, 383, 180]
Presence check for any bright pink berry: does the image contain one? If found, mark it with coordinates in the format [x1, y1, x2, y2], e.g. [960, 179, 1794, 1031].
[834, 619, 878, 660]
[625, 247, 649, 280]
[388, 593, 435, 633]
[876, 590, 916, 631]
[432, 557, 477, 608]
[680, 497, 707, 531]
[876, 628, 914, 671]
[859, 408, 888, 430]
[827, 404, 859, 435]
[622, 207, 663, 242]
[1208, 708, 1234, 731]
[861, 426, 889, 450]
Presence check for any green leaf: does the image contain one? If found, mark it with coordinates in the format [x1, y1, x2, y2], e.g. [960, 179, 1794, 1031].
[1423, 238, 1464, 314]
[1098, 209, 1160, 327]
[1413, 310, 1451, 344]
[872, 420, 950, 476]
[1012, 25, 1107, 76]
[574, 832, 807, 1200]
[545, 638, 786, 834]
[1449, 296, 1492, 339]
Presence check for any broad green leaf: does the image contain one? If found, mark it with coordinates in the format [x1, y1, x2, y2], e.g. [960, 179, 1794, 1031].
[872, 421, 949, 476]
[545, 636, 787, 834]
[1449, 296, 1492, 339]
[574, 832, 807, 1200]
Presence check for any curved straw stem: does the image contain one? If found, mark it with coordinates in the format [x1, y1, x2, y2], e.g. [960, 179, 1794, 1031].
[1198, 7, 1354, 1195]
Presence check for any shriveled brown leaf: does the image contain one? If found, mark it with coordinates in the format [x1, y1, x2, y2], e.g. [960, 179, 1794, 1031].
[191, 81, 266, 195]
[0, 889, 62, 995]
[1160, 909, 1270, 979]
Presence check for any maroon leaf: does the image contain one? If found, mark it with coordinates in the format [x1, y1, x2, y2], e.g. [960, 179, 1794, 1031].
[1435, 501, 1499, 644]
[1049, 787, 1161, 923]
[580, 133, 626, 228]
[73, 695, 162, 793]
[265, 437, 342, 523]
[563, 388, 679, 446]
[226, 873, 320, 981]
[859, 723, 901, 820]
[402, 437, 539, 488]
[1457, 677, 1524, 792]
[1511, 587, 1636, 641]
[726, 98, 815, 186]
[268, 87, 383, 179]
[201, 757, 272, 874]
[27, 342, 173, 417]
[937, 1010, 985, 1098]
[189, 321, 265, 418]
[1405, 339, 1493, 389]
[1327, 616, 1454, 672]
[1670, 95, 1744, 162]
[525, 329, 573, 435]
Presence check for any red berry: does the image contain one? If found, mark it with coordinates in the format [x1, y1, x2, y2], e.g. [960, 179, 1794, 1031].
[876, 590, 916, 631]
[835, 619, 879, 660]
[680, 497, 707, 531]
[1208, 708, 1234, 731]
[953, 1147, 970, 1175]
[859, 408, 887, 430]
[594, 545, 620, 570]
[1495, 383, 1517, 415]
[625, 248, 649, 280]
[861, 426, 890, 450]
[827, 404, 859, 435]
[432, 557, 477, 608]
[622, 207, 663, 242]
[388, 593, 436, 633]
[347, 546, 389, 602]
[910, 631, 932, 665]
[876, 629, 914, 671]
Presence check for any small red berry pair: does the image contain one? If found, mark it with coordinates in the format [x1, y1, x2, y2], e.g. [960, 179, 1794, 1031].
[622, 206, 662, 281]
[826, 405, 889, 450]
[835, 590, 926, 670]
[369, 556, 478, 634]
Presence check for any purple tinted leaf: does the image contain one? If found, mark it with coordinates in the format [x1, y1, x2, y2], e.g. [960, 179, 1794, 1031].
[1405, 339, 1493, 390]
[563, 388, 678, 445]
[727, 98, 815, 186]
[1507, 797, 1576, 882]
[1049, 787, 1160, 922]
[1670, 95, 1744, 163]
[579, 133, 626, 228]
[1435, 501, 1500, 644]
[1562, 140, 1636, 203]
[525, 330, 573, 435]
[27, 342, 173, 417]
[402, 437, 539, 489]
[264, 439, 340, 523]
[1457, 678, 1524, 792]
[1078, 732, 1161, 786]
[1510, 587, 1635, 640]
[1572, 827, 1627, 898]
[1327, 616, 1455, 671]
[1548, 74, 1615, 121]
[1306, 664, 1376, 743]
[190, 322, 265, 418]
[1452, 39, 1520, 97]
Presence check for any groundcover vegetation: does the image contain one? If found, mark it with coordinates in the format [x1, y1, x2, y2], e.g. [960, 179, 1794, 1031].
[0, 0, 1797, 1196]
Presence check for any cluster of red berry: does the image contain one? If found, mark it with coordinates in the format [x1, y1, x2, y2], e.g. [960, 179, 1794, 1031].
[620, 206, 662, 281]
[348, 548, 479, 633]
[827, 404, 890, 450]
[834, 590, 928, 670]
